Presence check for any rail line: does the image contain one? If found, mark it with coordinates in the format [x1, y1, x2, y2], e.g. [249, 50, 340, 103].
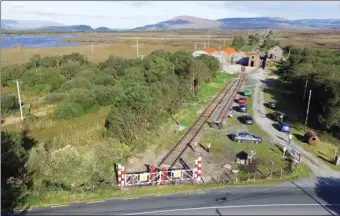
[213, 74, 245, 129]
[158, 73, 244, 168]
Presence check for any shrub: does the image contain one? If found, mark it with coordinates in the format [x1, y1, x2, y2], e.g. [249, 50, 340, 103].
[1, 93, 19, 114]
[66, 88, 98, 111]
[92, 85, 120, 106]
[59, 77, 92, 92]
[52, 103, 84, 120]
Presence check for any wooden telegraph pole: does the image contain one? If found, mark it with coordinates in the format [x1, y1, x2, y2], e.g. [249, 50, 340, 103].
[15, 80, 24, 122]
[304, 90, 312, 133]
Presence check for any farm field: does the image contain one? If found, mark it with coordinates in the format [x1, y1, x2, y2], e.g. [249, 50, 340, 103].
[2, 29, 340, 66]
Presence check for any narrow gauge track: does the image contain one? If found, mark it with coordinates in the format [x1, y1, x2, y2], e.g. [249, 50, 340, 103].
[158, 73, 244, 168]
[212, 74, 245, 129]
[207, 79, 240, 126]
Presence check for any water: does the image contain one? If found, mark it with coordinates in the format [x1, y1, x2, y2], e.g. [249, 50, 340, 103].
[1, 35, 84, 48]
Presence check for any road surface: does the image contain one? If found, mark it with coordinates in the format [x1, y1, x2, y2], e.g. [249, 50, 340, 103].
[15, 178, 340, 215]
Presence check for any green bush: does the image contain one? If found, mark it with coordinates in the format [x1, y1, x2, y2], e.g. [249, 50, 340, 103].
[52, 102, 84, 120]
[92, 85, 119, 106]
[66, 88, 98, 111]
[1, 93, 19, 114]
[59, 77, 92, 92]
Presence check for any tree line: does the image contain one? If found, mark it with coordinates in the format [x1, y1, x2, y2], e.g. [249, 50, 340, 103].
[278, 46, 340, 138]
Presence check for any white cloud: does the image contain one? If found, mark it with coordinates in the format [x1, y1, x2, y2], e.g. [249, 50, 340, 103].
[1, 1, 339, 29]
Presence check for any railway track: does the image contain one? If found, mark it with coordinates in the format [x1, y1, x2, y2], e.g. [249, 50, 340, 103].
[158, 73, 244, 168]
[211, 74, 245, 129]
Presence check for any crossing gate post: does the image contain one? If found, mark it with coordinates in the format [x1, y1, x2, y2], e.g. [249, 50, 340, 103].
[118, 164, 124, 188]
[194, 159, 198, 179]
[121, 165, 125, 187]
[196, 157, 202, 181]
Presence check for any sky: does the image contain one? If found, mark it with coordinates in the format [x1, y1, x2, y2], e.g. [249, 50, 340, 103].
[2, 1, 340, 29]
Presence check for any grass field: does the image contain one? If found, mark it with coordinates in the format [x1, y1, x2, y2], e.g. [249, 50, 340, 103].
[262, 69, 340, 171]
[2, 29, 340, 66]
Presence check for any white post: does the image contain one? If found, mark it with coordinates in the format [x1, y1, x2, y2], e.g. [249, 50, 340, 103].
[141, 54, 144, 60]
[92, 43, 94, 55]
[304, 90, 312, 132]
[283, 146, 287, 156]
[16, 80, 24, 122]
[136, 37, 139, 58]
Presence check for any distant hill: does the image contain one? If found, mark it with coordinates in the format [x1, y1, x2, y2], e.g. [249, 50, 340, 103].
[134, 15, 221, 30]
[133, 16, 340, 30]
[1, 19, 65, 30]
[95, 27, 111, 31]
[38, 25, 93, 31]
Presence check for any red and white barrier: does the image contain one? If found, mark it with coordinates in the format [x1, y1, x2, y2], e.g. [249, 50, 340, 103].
[118, 157, 203, 188]
[196, 156, 202, 181]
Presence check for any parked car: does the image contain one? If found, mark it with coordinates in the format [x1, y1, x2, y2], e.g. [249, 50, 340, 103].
[271, 111, 286, 122]
[238, 97, 247, 104]
[268, 101, 277, 109]
[239, 104, 247, 113]
[279, 122, 291, 132]
[232, 132, 263, 144]
[243, 114, 254, 125]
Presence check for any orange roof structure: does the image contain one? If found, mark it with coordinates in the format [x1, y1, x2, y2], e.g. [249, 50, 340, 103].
[220, 47, 236, 54]
[202, 48, 216, 54]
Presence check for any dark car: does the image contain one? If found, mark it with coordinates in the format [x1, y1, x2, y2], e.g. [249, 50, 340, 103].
[232, 132, 263, 144]
[279, 122, 291, 132]
[239, 104, 247, 113]
[271, 111, 286, 122]
[243, 114, 254, 124]
[268, 101, 277, 109]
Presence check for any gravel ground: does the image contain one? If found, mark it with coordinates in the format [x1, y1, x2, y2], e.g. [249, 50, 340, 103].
[249, 68, 340, 178]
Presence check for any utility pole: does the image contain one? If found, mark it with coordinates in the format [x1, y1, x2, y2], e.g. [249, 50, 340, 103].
[223, 39, 225, 46]
[302, 79, 308, 102]
[194, 43, 197, 52]
[304, 90, 312, 133]
[131, 37, 144, 58]
[204, 42, 206, 48]
[91, 42, 94, 55]
[15, 80, 24, 122]
[17, 44, 20, 52]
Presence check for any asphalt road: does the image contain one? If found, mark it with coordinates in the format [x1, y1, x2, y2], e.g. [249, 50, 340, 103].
[17, 178, 340, 215]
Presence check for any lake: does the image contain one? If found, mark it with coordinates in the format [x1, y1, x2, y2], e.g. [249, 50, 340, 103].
[1, 35, 84, 48]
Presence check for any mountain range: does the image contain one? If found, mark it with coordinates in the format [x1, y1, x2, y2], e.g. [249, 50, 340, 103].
[2, 16, 340, 31]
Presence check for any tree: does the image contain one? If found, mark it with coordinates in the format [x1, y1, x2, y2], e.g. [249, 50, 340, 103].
[1, 93, 19, 114]
[150, 50, 172, 61]
[231, 36, 246, 50]
[143, 56, 175, 83]
[188, 60, 211, 95]
[2, 131, 34, 210]
[170, 51, 193, 77]
[248, 34, 260, 46]
[261, 39, 280, 50]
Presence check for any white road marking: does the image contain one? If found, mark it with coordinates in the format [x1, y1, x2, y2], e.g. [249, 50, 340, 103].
[87, 200, 105, 203]
[50, 205, 68, 208]
[123, 197, 140, 200]
[123, 203, 340, 215]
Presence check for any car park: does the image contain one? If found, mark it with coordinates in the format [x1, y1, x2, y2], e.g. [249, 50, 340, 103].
[232, 132, 263, 144]
[279, 122, 291, 132]
[243, 114, 254, 125]
[239, 104, 247, 113]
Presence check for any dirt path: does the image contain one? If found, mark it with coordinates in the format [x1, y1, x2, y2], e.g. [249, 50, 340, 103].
[250, 69, 340, 178]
